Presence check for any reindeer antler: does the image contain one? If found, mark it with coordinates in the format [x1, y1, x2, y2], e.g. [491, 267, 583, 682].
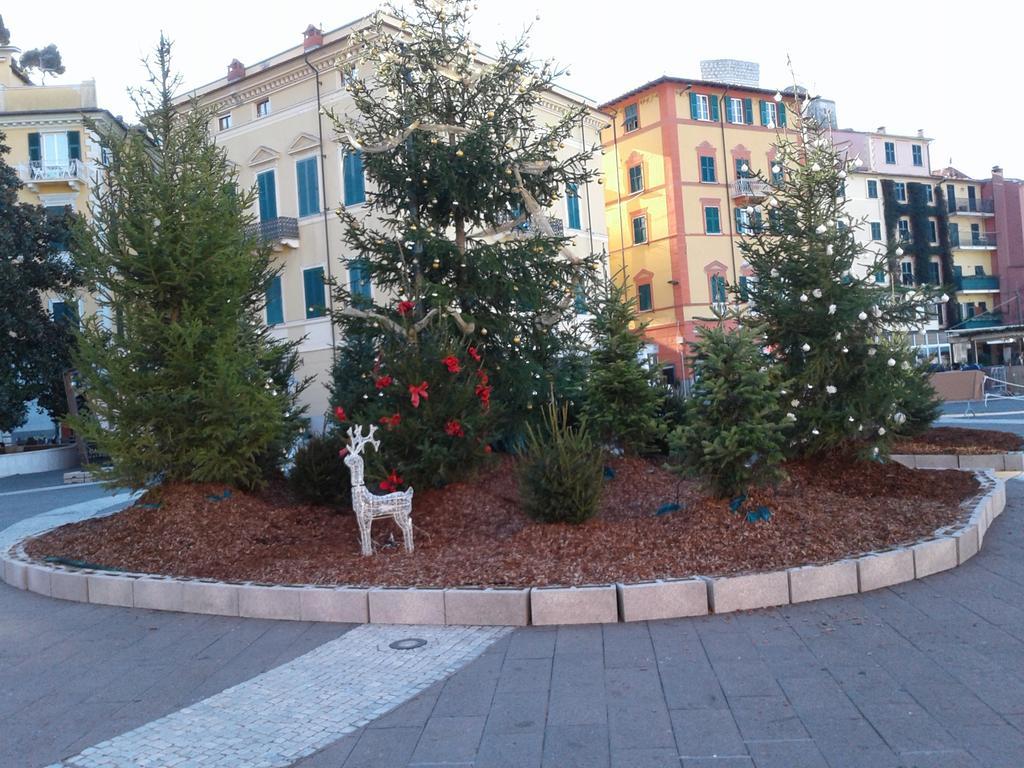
[345, 424, 381, 455]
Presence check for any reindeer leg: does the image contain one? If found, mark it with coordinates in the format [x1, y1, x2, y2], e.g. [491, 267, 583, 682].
[400, 512, 414, 552]
[359, 515, 373, 556]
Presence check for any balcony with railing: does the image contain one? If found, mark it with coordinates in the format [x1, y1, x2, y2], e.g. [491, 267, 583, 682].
[245, 217, 300, 249]
[956, 274, 999, 292]
[950, 231, 997, 249]
[513, 215, 564, 237]
[730, 178, 771, 201]
[18, 159, 88, 188]
[948, 198, 995, 215]
[957, 312, 1003, 329]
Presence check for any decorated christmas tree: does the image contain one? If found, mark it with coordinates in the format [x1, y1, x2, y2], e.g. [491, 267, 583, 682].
[671, 310, 788, 498]
[327, 0, 599, 458]
[71, 38, 307, 490]
[581, 272, 663, 455]
[739, 103, 940, 457]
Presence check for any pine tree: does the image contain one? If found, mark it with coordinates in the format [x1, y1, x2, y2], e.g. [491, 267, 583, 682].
[0, 131, 79, 432]
[327, 0, 599, 442]
[670, 311, 788, 498]
[738, 105, 940, 457]
[581, 272, 663, 454]
[71, 37, 307, 490]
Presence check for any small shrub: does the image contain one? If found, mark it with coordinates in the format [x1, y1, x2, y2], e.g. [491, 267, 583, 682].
[289, 432, 348, 507]
[518, 402, 604, 524]
[670, 313, 788, 498]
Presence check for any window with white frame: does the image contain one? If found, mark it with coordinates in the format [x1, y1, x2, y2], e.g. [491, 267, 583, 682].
[727, 97, 744, 124]
[693, 94, 711, 121]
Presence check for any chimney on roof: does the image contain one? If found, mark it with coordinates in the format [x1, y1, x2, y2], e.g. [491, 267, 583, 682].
[916, 129, 925, 138]
[992, 165, 1004, 178]
[303, 25, 324, 51]
[877, 126, 886, 134]
[227, 59, 245, 82]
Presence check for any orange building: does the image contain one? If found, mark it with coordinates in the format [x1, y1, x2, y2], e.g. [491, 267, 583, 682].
[600, 61, 798, 384]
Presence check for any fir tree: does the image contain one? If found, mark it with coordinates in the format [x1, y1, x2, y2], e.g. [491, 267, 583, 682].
[71, 37, 307, 490]
[581, 272, 663, 454]
[739, 105, 939, 457]
[0, 131, 79, 432]
[327, 0, 599, 441]
[670, 311, 788, 498]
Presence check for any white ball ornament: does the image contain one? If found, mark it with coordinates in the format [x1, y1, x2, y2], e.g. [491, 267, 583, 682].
[812, 288, 823, 298]
[826, 385, 837, 395]
[815, 224, 827, 234]
[786, 412, 797, 421]
[940, 293, 949, 303]
[878, 427, 886, 436]
[895, 247, 904, 256]
[828, 304, 837, 315]
[854, 158, 864, 167]
[741, 163, 749, 173]
[893, 412, 907, 425]
[811, 163, 822, 172]
[859, 311, 868, 320]
[812, 428, 820, 435]
[774, 91, 783, 102]
[868, 347, 877, 356]
[791, 399, 801, 407]
[800, 293, 809, 302]
[887, 357, 896, 367]
[772, 164, 781, 174]
[801, 342, 811, 352]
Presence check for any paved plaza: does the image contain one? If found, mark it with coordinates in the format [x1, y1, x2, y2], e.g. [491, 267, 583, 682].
[2, 467, 1024, 766]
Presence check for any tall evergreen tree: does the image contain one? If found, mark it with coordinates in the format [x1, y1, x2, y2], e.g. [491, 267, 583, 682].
[739, 104, 940, 457]
[0, 131, 79, 432]
[327, 0, 599, 441]
[71, 37, 307, 489]
[581, 272, 663, 454]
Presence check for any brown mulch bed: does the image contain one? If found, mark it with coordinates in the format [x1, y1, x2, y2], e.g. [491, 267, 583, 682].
[893, 426, 1023, 455]
[25, 456, 979, 588]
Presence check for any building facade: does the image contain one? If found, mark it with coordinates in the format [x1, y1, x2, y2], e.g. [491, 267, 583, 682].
[599, 61, 795, 382]
[178, 22, 608, 429]
[0, 40, 122, 438]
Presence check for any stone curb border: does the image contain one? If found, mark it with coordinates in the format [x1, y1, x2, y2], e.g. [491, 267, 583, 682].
[891, 452, 1024, 472]
[1, 472, 1006, 626]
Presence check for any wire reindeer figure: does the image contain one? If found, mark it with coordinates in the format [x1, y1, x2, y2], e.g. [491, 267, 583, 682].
[342, 424, 414, 556]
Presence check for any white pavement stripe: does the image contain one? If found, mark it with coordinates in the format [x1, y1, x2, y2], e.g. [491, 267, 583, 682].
[0, 493, 138, 553]
[0, 481, 104, 497]
[51, 624, 509, 768]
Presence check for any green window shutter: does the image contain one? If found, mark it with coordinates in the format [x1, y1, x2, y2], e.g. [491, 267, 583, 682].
[689, 92, 699, 119]
[637, 283, 652, 311]
[743, 98, 754, 124]
[266, 276, 284, 325]
[759, 100, 769, 127]
[303, 267, 326, 318]
[297, 158, 320, 217]
[777, 103, 786, 127]
[343, 150, 366, 205]
[566, 184, 581, 229]
[257, 170, 277, 221]
[709, 95, 719, 122]
[28, 132, 41, 163]
[67, 130, 81, 161]
[349, 261, 372, 298]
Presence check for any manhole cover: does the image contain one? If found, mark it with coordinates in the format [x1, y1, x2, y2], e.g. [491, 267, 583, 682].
[389, 638, 427, 650]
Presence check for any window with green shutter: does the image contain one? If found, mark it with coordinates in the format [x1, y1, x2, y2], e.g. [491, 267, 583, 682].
[690, 93, 713, 121]
[870, 221, 882, 241]
[704, 206, 721, 234]
[928, 261, 940, 283]
[566, 184, 581, 229]
[623, 103, 639, 132]
[266, 275, 284, 325]
[894, 182, 906, 202]
[884, 141, 896, 164]
[631, 214, 647, 244]
[67, 131, 81, 161]
[303, 266, 326, 318]
[911, 144, 923, 166]
[710, 274, 727, 304]
[349, 260, 372, 299]
[949, 222, 960, 246]
[708, 95, 719, 121]
[699, 155, 716, 183]
[727, 97, 744, 124]
[743, 97, 754, 125]
[928, 220, 937, 243]
[296, 157, 320, 217]
[867, 179, 878, 198]
[28, 132, 41, 163]
[637, 283, 652, 311]
[343, 150, 365, 205]
[257, 170, 277, 222]
[628, 164, 643, 193]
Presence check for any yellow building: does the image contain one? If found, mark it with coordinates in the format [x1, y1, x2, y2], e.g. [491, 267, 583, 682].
[177, 21, 608, 429]
[600, 62, 795, 383]
[0, 40, 124, 437]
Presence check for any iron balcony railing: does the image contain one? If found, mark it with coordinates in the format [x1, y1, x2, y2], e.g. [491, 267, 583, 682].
[19, 159, 87, 183]
[956, 275, 999, 292]
[730, 179, 772, 199]
[948, 198, 995, 214]
[513, 216, 564, 237]
[957, 312, 1003, 329]
[245, 217, 299, 243]
[950, 231, 997, 248]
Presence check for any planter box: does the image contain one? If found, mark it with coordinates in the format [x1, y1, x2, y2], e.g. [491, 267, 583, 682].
[50, 569, 88, 602]
[616, 578, 708, 622]
[444, 587, 530, 626]
[88, 573, 135, 607]
[180, 580, 240, 616]
[953, 524, 980, 564]
[530, 585, 618, 625]
[133, 577, 185, 612]
[706, 571, 789, 614]
[238, 585, 303, 621]
[912, 538, 959, 578]
[788, 561, 858, 603]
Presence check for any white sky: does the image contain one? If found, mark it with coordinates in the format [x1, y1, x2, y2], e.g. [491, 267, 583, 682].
[5, 1, 1018, 179]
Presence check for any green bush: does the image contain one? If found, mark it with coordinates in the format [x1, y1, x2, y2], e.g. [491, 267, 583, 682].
[670, 313, 788, 498]
[289, 432, 348, 507]
[518, 402, 604, 524]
